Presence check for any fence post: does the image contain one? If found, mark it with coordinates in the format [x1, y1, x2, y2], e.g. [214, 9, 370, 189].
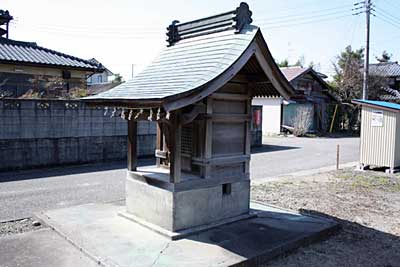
[336, 144, 340, 170]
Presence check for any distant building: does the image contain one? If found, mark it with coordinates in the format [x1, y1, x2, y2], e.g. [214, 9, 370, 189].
[0, 38, 103, 98]
[86, 58, 113, 85]
[369, 62, 400, 91]
[0, 10, 103, 98]
[252, 66, 336, 135]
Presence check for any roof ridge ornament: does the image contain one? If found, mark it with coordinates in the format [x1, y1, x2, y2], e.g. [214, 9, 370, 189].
[166, 20, 180, 47]
[166, 2, 253, 46]
[233, 2, 253, 33]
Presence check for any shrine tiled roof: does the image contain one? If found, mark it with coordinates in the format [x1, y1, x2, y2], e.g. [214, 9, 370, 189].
[86, 25, 258, 101]
[84, 3, 294, 111]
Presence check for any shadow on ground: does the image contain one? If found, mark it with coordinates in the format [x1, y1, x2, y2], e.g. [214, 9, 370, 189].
[0, 158, 155, 183]
[181, 209, 400, 266]
[267, 209, 400, 267]
[36, 202, 338, 266]
[251, 144, 299, 154]
[5, 206, 399, 267]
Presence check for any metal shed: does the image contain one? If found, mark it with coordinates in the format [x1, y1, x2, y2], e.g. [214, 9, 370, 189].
[352, 99, 400, 173]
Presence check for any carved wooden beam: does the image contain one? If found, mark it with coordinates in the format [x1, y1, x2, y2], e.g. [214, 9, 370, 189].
[181, 103, 205, 125]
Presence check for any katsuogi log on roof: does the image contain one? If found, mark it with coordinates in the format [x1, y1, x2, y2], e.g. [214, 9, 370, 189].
[84, 2, 293, 113]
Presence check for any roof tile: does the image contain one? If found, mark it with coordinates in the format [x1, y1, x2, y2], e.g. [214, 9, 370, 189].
[0, 38, 101, 70]
[85, 26, 259, 101]
[279, 67, 309, 82]
[369, 62, 400, 77]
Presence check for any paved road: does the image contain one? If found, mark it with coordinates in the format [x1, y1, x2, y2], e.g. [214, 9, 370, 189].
[0, 137, 359, 222]
[251, 136, 359, 179]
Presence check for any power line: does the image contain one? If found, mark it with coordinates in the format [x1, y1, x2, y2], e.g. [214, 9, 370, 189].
[9, 24, 164, 39]
[255, 0, 348, 14]
[7, 4, 355, 43]
[253, 4, 352, 23]
[11, 10, 353, 39]
[341, 14, 362, 79]
[256, 10, 351, 27]
[12, 23, 163, 35]
[380, 0, 400, 10]
[372, 32, 400, 45]
[353, 0, 372, 100]
[375, 14, 400, 30]
[374, 6, 400, 24]
[9, 4, 353, 36]
[258, 14, 352, 30]
[9, 20, 162, 31]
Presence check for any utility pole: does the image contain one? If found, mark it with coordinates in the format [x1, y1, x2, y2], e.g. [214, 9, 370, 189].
[131, 64, 135, 78]
[362, 0, 371, 100]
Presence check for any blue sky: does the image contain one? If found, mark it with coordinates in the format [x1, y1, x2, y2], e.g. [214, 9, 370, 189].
[3, 0, 400, 80]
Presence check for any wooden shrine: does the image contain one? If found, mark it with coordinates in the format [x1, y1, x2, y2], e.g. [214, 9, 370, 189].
[85, 2, 293, 238]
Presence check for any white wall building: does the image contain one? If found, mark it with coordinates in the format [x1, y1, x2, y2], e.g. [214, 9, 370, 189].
[86, 58, 113, 85]
[252, 97, 282, 135]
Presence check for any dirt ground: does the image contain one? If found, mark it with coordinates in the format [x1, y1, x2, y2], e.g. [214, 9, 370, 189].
[252, 168, 400, 267]
[0, 217, 45, 236]
[1, 167, 399, 266]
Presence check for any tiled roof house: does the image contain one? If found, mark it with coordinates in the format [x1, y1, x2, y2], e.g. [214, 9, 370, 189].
[0, 10, 103, 98]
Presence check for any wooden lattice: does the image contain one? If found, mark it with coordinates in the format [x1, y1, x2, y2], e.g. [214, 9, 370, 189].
[181, 126, 193, 155]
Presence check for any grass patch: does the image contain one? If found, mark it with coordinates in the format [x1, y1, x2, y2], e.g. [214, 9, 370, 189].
[332, 169, 400, 191]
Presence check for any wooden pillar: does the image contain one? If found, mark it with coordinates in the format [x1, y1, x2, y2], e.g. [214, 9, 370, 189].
[203, 97, 213, 178]
[156, 122, 162, 167]
[169, 111, 182, 183]
[244, 90, 252, 176]
[127, 120, 137, 171]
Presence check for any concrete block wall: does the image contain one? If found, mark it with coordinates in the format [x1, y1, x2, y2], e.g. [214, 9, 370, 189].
[0, 99, 156, 171]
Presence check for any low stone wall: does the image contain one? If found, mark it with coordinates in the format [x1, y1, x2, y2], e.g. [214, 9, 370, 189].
[0, 99, 156, 171]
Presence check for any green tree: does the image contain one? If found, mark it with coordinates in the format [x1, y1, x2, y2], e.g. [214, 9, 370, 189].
[277, 56, 306, 68]
[376, 50, 392, 63]
[277, 59, 289, 67]
[331, 45, 364, 102]
[293, 55, 305, 67]
[330, 45, 389, 131]
[112, 73, 123, 83]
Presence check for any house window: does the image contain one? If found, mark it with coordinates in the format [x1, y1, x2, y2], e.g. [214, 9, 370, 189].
[97, 75, 103, 83]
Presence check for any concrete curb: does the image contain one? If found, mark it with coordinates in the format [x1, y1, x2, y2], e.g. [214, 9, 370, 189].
[252, 161, 359, 185]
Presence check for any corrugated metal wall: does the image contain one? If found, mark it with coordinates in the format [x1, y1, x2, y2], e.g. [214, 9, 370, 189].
[360, 107, 397, 168]
[395, 112, 400, 167]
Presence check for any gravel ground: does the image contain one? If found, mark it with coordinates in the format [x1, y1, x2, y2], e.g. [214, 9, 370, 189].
[0, 217, 46, 237]
[252, 169, 400, 267]
[2, 166, 399, 267]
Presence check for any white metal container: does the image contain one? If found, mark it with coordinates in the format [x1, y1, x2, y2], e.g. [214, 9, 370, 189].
[353, 100, 400, 172]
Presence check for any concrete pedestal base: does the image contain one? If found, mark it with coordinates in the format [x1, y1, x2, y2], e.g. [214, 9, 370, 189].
[126, 168, 250, 233]
[119, 210, 256, 240]
[37, 202, 338, 267]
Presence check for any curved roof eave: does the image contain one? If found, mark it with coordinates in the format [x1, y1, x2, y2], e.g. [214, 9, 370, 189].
[84, 28, 295, 111]
[162, 41, 257, 111]
[162, 31, 294, 112]
[252, 31, 295, 100]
